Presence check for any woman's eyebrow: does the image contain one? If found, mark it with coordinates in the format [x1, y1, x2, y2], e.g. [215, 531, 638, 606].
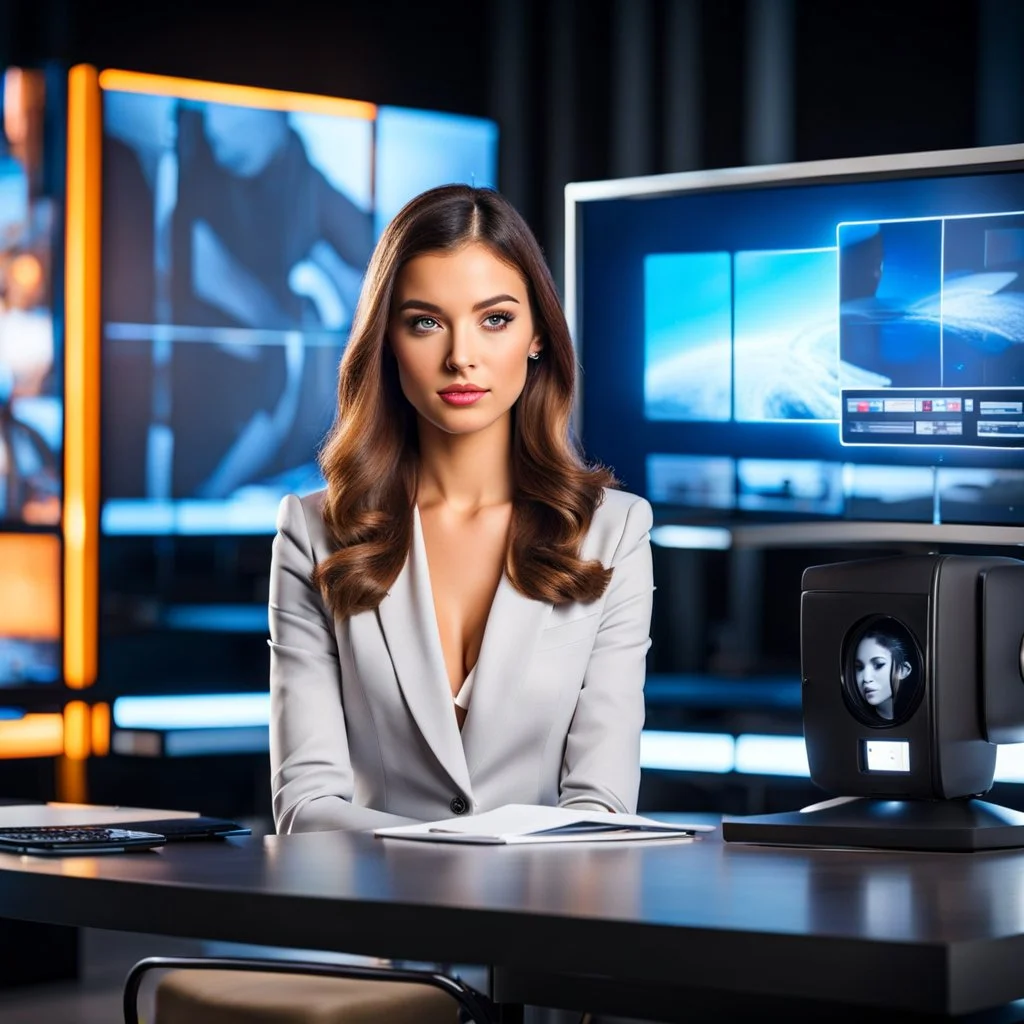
[472, 293, 520, 311]
[396, 299, 443, 314]
[395, 294, 522, 314]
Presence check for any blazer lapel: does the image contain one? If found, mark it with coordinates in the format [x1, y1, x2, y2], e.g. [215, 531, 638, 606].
[376, 509, 473, 798]
[460, 573, 552, 776]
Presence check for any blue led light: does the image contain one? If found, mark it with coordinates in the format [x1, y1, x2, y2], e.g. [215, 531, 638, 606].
[640, 731, 735, 773]
[733, 735, 811, 777]
[113, 693, 270, 730]
[649, 525, 732, 550]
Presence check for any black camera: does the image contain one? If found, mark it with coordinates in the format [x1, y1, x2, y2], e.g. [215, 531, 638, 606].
[724, 554, 1024, 851]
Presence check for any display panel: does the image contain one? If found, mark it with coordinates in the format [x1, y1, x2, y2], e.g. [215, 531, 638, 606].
[0, 67, 62, 528]
[373, 106, 498, 236]
[0, 533, 60, 685]
[839, 213, 1024, 447]
[842, 615, 923, 727]
[573, 148, 1024, 527]
[99, 74, 498, 536]
[863, 739, 911, 772]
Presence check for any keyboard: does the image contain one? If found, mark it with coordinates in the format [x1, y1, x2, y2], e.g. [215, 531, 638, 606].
[0, 825, 165, 855]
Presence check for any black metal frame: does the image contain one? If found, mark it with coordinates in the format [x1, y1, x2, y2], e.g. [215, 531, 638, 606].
[123, 955, 498, 1024]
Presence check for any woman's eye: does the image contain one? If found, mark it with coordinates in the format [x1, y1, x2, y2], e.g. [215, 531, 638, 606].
[411, 316, 439, 332]
[483, 312, 513, 330]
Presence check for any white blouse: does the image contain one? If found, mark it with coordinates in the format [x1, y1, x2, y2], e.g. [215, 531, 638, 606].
[453, 663, 478, 711]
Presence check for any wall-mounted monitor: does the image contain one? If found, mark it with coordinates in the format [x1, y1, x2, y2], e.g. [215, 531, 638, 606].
[97, 71, 498, 536]
[567, 144, 1024, 540]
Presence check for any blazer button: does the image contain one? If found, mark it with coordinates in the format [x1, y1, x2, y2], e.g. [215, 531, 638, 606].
[449, 796, 468, 815]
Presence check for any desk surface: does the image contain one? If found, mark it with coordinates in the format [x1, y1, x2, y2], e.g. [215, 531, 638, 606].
[0, 820, 1022, 1017]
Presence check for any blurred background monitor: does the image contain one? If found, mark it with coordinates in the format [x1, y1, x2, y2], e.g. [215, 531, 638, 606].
[568, 146, 1024, 538]
[99, 73, 498, 538]
[0, 533, 61, 688]
[93, 73, 497, 704]
[0, 66, 62, 532]
[0, 65, 64, 706]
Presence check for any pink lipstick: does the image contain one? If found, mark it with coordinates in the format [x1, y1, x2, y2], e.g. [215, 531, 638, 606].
[439, 385, 487, 406]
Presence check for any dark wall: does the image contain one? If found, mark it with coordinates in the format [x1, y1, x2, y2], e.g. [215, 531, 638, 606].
[0, 0, 1000, 259]
[794, 0, 979, 162]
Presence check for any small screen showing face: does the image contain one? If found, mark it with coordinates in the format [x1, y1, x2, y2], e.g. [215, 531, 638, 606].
[843, 615, 923, 727]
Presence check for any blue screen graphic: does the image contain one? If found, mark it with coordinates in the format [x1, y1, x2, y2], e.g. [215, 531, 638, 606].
[100, 90, 498, 536]
[374, 107, 498, 236]
[579, 166, 1024, 526]
[733, 248, 838, 421]
[644, 252, 731, 421]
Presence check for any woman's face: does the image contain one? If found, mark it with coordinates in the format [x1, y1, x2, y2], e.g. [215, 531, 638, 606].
[388, 242, 541, 439]
[855, 636, 906, 707]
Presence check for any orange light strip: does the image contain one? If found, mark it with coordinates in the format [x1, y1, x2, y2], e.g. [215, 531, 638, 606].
[91, 701, 110, 756]
[64, 65, 101, 688]
[63, 700, 91, 760]
[0, 715, 64, 759]
[97, 68, 376, 120]
[56, 755, 89, 804]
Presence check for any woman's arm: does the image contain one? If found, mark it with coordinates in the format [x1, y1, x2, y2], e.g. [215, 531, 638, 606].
[269, 494, 418, 833]
[558, 496, 654, 815]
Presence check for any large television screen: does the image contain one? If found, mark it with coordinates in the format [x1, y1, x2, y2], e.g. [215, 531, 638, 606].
[570, 147, 1024, 530]
[98, 73, 498, 536]
[0, 67, 62, 529]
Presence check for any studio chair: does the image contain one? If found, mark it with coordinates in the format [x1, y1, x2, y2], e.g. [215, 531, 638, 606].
[124, 955, 496, 1024]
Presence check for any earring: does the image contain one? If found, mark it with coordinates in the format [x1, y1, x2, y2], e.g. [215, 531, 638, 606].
[528, 351, 540, 361]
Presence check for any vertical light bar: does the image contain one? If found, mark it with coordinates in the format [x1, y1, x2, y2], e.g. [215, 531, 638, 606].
[91, 701, 111, 756]
[63, 700, 90, 759]
[64, 65, 101, 688]
[56, 756, 89, 804]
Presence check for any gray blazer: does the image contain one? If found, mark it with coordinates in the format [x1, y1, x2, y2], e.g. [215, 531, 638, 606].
[269, 487, 654, 833]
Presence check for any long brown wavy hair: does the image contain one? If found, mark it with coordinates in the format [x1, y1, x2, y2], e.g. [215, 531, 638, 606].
[312, 184, 617, 619]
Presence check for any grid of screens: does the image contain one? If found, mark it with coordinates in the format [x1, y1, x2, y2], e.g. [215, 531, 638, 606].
[577, 160, 1024, 526]
[100, 84, 498, 535]
[0, 67, 63, 687]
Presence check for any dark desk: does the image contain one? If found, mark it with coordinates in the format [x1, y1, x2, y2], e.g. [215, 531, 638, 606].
[0, 821, 1023, 1021]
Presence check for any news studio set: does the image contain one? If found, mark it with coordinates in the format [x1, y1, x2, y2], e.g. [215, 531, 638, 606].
[0, 3, 1023, 1022]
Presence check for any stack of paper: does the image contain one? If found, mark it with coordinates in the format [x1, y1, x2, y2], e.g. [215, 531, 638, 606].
[374, 804, 714, 845]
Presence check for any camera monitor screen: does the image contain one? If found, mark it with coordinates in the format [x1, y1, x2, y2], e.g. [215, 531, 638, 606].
[0, 67, 62, 529]
[842, 615, 924, 728]
[99, 74, 498, 536]
[571, 148, 1024, 528]
[0, 533, 60, 685]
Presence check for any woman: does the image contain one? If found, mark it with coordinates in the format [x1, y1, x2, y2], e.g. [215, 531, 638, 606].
[269, 184, 653, 833]
[853, 626, 914, 722]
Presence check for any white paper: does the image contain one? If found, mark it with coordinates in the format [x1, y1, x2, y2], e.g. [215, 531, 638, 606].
[374, 803, 714, 844]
